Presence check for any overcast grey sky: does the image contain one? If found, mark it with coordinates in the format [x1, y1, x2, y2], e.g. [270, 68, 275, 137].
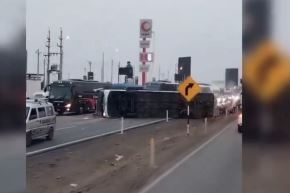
[27, 0, 242, 84]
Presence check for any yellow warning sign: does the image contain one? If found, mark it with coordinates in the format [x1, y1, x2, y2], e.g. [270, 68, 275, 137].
[244, 41, 290, 102]
[178, 76, 201, 102]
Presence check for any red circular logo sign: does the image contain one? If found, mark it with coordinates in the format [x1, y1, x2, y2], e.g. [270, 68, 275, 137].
[141, 21, 151, 32]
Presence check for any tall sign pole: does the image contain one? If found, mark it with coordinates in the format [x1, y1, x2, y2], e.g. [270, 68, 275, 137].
[140, 19, 153, 86]
[142, 37, 146, 85]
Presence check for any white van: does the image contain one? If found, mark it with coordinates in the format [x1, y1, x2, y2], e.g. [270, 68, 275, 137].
[26, 99, 56, 146]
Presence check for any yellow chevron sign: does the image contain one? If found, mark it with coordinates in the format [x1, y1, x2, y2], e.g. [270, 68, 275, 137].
[178, 76, 201, 102]
[244, 41, 290, 102]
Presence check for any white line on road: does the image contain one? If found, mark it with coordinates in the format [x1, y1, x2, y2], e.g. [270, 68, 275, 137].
[55, 118, 105, 132]
[56, 126, 76, 131]
[138, 121, 236, 193]
[26, 119, 166, 157]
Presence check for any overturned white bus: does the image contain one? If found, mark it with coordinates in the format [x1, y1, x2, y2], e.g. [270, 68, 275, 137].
[99, 88, 215, 119]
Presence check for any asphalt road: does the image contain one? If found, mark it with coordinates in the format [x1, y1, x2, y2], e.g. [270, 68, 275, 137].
[140, 122, 241, 193]
[27, 114, 164, 154]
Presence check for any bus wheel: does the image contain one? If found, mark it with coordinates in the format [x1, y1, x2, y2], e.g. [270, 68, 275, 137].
[26, 132, 32, 147]
[46, 128, 54, 140]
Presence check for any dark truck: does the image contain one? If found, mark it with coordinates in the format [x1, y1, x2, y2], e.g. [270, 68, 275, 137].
[48, 79, 111, 115]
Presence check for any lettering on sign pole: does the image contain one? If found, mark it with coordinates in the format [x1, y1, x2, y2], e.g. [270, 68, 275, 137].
[140, 40, 150, 48]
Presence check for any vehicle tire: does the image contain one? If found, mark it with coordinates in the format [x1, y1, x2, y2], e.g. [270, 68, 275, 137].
[238, 125, 242, 133]
[46, 128, 54, 140]
[58, 111, 64, 115]
[26, 132, 32, 147]
[77, 107, 84, 114]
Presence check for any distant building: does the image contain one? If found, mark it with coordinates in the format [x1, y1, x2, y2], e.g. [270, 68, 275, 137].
[225, 68, 238, 89]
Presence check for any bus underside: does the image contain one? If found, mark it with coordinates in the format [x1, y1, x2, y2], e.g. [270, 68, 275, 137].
[100, 90, 215, 119]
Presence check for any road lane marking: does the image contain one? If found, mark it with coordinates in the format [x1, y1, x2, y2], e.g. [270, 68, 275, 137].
[26, 119, 166, 156]
[138, 121, 236, 193]
[55, 118, 105, 132]
[56, 126, 76, 131]
[74, 117, 105, 125]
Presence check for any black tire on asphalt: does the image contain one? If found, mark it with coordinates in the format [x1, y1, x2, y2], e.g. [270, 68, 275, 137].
[46, 128, 54, 140]
[58, 111, 64, 115]
[238, 125, 242, 133]
[78, 106, 84, 114]
[26, 131, 32, 147]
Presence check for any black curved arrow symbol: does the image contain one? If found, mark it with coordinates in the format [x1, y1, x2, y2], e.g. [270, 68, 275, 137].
[257, 54, 278, 86]
[185, 83, 194, 96]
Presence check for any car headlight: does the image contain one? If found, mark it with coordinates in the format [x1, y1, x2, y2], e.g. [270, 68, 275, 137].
[65, 103, 71, 108]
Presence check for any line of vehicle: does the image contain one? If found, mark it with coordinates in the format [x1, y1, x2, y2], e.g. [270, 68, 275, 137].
[138, 120, 236, 193]
[26, 119, 167, 157]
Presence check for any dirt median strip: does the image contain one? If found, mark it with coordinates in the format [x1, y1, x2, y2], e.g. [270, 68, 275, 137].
[27, 114, 238, 193]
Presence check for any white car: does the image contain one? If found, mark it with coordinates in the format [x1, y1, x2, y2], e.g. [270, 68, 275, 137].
[238, 113, 242, 133]
[26, 99, 56, 146]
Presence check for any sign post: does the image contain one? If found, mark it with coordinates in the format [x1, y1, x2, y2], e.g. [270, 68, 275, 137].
[187, 105, 190, 135]
[178, 76, 201, 135]
[140, 19, 152, 86]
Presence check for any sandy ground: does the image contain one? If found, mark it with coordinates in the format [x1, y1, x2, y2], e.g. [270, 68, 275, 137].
[27, 115, 237, 193]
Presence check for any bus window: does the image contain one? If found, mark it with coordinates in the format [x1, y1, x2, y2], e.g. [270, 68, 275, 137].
[49, 85, 72, 100]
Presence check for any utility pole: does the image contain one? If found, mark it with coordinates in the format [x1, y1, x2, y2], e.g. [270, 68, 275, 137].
[158, 65, 161, 81]
[45, 30, 51, 86]
[118, 61, 120, 84]
[88, 61, 92, 72]
[35, 49, 41, 75]
[57, 28, 64, 80]
[43, 56, 46, 87]
[111, 59, 113, 83]
[101, 52, 105, 82]
[83, 67, 87, 80]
